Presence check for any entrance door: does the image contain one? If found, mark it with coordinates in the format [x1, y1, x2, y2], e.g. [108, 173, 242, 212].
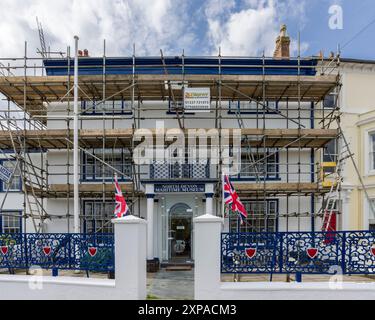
[168, 203, 192, 262]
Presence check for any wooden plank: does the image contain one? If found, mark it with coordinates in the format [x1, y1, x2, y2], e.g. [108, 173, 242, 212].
[0, 73, 338, 118]
[0, 128, 337, 150]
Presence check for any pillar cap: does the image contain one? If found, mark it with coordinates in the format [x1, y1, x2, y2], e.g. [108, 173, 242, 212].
[112, 215, 147, 225]
[194, 214, 223, 224]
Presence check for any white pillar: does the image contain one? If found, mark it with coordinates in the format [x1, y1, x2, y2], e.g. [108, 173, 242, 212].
[342, 189, 352, 231]
[112, 215, 147, 300]
[194, 214, 222, 300]
[205, 193, 214, 215]
[146, 194, 155, 260]
[73, 35, 80, 233]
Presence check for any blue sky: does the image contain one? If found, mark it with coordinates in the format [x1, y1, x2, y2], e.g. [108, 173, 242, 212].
[0, 0, 375, 59]
[294, 0, 375, 59]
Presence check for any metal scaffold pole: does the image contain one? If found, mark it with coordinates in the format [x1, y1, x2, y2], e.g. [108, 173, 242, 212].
[73, 36, 80, 233]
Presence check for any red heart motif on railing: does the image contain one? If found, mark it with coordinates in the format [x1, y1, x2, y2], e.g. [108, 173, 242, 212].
[88, 247, 97, 257]
[43, 246, 52, 257]
[306, 248, 318, 259]
[245, 248, 257, 259]
[0, 246, 8, 256]
[371, 246, 375, 257]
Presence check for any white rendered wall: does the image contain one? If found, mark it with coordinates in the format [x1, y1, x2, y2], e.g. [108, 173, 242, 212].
[0, 215, 147, 300]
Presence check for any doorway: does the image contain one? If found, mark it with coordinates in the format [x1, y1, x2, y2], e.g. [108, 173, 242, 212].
[168, 203, 192, 262]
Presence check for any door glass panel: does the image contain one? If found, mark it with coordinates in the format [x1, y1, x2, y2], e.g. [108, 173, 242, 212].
[168, 203, 192, 262]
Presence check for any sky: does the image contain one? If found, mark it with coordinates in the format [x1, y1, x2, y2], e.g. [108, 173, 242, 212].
[0, 0, 375, 60]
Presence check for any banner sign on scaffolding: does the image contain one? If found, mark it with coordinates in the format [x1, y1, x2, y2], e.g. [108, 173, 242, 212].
[183, 88, 211, 112]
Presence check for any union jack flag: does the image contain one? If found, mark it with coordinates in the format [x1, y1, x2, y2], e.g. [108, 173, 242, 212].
[114, 174, 130, 218]
[223, 175, 248, 224]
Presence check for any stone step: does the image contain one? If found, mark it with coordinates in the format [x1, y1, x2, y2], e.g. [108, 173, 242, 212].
[165, 266, 193, 272]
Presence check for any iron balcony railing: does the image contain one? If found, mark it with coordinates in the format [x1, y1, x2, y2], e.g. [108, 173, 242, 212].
[150, 162, 210, 179]
[221, 231, 375, 275]
[0, 233, 114, 273]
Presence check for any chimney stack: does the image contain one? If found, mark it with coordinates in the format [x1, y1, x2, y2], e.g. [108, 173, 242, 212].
[273, 24, 290, 59]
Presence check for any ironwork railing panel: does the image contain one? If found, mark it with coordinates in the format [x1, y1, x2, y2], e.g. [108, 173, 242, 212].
[221, 232, 280, 274]
[221, 231, 375, 275]
[280, 232, 345, 274]
[345, 231, 375, 274]
[0, 233, 114, 273]
[151, 163, 210, 179]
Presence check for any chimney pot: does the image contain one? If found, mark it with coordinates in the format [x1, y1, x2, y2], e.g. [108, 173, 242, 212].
[83, 49, 89, 57]
[273, 24, 290, 59]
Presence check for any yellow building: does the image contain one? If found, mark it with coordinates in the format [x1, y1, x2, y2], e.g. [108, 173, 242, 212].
[329, 58, 375, 230]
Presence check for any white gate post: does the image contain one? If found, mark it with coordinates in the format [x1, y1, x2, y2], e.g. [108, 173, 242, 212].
[112, 215, 147, 300]
[194, 214, 223, 300]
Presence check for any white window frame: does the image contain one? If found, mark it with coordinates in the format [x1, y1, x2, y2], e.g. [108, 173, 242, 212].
[363, 197, 375, 230]
[365, 129, 375, 175]
[2, 211, 22, 233]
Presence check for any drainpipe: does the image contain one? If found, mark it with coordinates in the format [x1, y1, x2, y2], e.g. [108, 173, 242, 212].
[73, 36, 80, 234]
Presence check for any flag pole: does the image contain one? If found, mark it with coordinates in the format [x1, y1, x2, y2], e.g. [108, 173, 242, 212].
[221, 173, 225, 219]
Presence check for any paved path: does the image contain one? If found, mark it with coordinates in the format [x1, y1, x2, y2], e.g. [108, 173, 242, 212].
[147, 269, 194, 300]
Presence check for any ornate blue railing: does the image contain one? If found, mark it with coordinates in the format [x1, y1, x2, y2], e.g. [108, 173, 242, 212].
[221, 231, 375, 275]
[0, 233, 114, 273]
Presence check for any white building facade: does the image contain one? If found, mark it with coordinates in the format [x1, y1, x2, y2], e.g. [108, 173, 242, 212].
[0, 30, 343, 265]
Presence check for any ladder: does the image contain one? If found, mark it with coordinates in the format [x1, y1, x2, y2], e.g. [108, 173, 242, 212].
[23, 153, 49, 232]
[321, 134, 353, 232]
[0, 117, 48, 232]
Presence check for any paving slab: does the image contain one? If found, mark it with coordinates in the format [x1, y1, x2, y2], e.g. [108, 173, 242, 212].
[147, 269, 194, 300]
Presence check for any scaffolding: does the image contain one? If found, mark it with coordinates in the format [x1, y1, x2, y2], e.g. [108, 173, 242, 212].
[0, 37, 346, 234]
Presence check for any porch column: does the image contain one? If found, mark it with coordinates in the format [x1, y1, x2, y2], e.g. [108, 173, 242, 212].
[205, 193, 214, 215]
[146, 194, 155, 260]
[205, 183, 215, 216]
[342, 188, 353, 230]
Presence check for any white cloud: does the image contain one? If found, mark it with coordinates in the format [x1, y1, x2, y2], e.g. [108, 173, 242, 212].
[204, 0, 309, 56]
[0, 0, 309, 62]
[0, 0, 196, 59]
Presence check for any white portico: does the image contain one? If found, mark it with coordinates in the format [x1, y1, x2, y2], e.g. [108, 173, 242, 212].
[144, 182, 216, 263]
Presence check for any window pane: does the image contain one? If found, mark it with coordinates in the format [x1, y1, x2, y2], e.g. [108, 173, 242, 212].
[229, 201, 277, 233]
[323, 140, 338, 162]
[2, 212, 21, 233]
[239, 101, 257, 111]
[113, 101, 123, 113]
[240, 148, 278, 179]
[2, 161, 21, 191]
[82, 201, 114, 234]
[323, 93, 335, 109]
